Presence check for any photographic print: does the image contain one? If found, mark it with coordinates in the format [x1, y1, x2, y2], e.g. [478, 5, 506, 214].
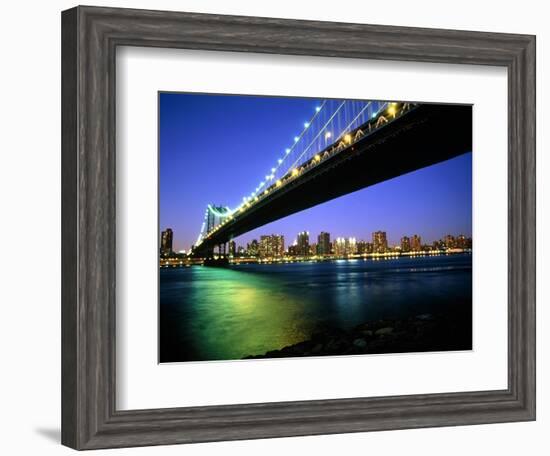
[159, 93, 472, 363]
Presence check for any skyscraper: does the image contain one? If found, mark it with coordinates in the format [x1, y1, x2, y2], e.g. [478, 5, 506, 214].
[347, 237, 357, 255]
[372, 231, 388, 253]
[401, 236, 411, 252]
[297, 231, 310, 256]
[229, 240, 236, 257]
[160, 228, 173, 256]
[411, 234, 422, 252]
[276, 235, 285, 257]
[259, 235, 285, 259]
[334, 237, 346, 256]
[317, 232, 331, 256]
[247, 239, 259, 257]
[333, 237, 356, 256]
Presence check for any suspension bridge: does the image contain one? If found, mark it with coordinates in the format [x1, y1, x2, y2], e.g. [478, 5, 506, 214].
[190, 100, 472, 260]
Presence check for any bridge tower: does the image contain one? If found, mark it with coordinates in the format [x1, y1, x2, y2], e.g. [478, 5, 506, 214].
[205, 204, 230, 260]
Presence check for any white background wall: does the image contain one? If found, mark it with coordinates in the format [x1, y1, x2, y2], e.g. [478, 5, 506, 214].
[0, 0, 547, 454]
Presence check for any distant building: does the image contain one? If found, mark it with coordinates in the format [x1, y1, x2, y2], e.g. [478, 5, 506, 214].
[317, 232, 331, 256]
[334, 237, 356, 256]
[247, 239, 259, 257]
[229, 240, 236, 257]
[356, 240, 367, 254]
[348, 237, 357, 255]
[297, 231, 310, 256]
[309, 243, 317, 256]
[237, 245, 245, 256]
[259, 235, 284, 259]
[372, 231, 388, 253]
[411, 234, 422, 252]
[334, 238, 346, 256]
[365, 242, 374, 254]
[444, 234, 456, 249]
[456, 234, 467, 249]
[401, 236, 411, 252]
[160, 228, 173, 256]
[288, 244, 299, 256]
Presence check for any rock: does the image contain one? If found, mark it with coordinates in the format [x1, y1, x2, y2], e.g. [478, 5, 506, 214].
[355, 322, 373, 331]
[353, 338, 367, 349]
[375, 327, 394, 336]
[325, 339, 342, 352]
[241, 311, 470, 360]
[312, 343, 323, 354]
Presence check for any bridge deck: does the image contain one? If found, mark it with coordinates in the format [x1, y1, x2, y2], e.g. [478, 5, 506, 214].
[195, 103, 471, 255]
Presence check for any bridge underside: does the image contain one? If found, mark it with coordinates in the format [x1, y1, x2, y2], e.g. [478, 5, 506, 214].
[194, 103, 472, 257]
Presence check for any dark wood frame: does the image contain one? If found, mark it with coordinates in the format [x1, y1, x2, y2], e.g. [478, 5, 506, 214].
[61, 5, 536, 450]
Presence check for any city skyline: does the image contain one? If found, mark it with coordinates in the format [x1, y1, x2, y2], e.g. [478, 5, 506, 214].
[160, 93, 472, 252]
[161, 226, 472, 256]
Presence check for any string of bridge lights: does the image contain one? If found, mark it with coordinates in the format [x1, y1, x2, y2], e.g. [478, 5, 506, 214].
[237, 101, 326, 211]
[195, 100, 399, 247]
[197, 101, 326, 245]
[195, 101, 327, 246]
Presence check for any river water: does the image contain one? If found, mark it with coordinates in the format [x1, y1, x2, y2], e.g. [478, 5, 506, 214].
[159, 253, 472, 362]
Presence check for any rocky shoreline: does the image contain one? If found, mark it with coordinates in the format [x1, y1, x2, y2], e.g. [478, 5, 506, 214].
[243, 312, 471, 359]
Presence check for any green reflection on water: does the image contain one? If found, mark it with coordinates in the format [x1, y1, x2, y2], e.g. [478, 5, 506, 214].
[185, 267, 315, 360]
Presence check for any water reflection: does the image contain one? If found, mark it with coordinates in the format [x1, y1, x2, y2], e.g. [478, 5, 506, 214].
[160, 254, 472, 362]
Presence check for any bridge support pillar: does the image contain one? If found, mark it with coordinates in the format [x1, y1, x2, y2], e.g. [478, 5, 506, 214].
[203, 243, 229, 267]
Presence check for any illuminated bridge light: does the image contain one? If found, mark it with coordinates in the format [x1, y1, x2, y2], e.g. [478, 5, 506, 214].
[192, 99, 403, 247]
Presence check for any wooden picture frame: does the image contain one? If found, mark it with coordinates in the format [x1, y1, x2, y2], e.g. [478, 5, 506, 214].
[61, 5, 536, 450]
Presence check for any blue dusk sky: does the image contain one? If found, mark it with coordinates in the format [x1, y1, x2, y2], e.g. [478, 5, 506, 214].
[159, 93, 472, 252]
